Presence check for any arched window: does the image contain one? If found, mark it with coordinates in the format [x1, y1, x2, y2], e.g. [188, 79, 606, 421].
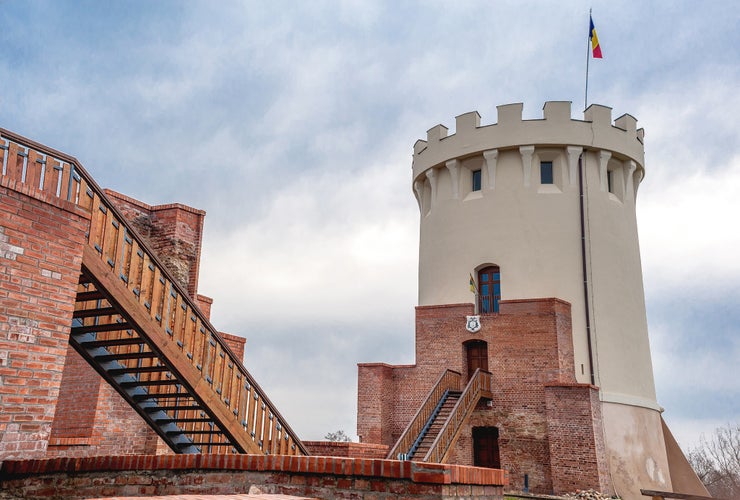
[477, 266, 501, 313]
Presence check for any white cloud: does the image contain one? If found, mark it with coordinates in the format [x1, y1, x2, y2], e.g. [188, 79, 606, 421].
[639, 157, 740, 295]
[199, 159, 418, 327]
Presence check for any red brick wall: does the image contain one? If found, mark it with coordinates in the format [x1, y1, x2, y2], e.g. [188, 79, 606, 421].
[357, 298, 608, 494]
[220, 332, 246, 362]
[104, 189, 205, 299]
[357, 363, 408, 445]
[0, 183, 89, 460]
[0, 454, 508, 499]
[304, 440, 389, 458]
[545, 383, 612, 495]
[196, 293, 213, 320]
[48, 346, 100, 442]
[47, 347, 168, 458]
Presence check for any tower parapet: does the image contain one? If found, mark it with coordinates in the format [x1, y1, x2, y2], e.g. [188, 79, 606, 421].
[412, 101, 645, 186]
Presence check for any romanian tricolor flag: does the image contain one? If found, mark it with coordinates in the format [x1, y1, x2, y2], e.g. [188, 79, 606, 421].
[469, 274, 477, 293]
[589, 15, 603, 58]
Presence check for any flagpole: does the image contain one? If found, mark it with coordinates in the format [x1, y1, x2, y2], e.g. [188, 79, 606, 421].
[585, 8, 591, 111]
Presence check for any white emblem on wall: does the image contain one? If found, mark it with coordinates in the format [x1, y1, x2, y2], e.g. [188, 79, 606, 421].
[465, 315, 481, 333]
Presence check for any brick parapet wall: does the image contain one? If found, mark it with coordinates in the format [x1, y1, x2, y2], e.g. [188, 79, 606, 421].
[0, 454, 508, 499]
[303, 441, 389, 459]
[196, 293, 213, 320]
[220, 332, 246, 362]
[357, 298, 607, 495]
[104, 189, 205, 299]
[0, 184, 90, 460]
[544, 383, 612, 495]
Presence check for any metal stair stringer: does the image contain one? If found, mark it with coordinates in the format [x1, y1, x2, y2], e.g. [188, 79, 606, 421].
[73, 256, 252, 454]
[70, 323, 200, 454]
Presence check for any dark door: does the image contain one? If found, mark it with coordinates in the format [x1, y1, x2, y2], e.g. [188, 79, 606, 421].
[473, 427, 500, 469]
[466, 340, 488, 380]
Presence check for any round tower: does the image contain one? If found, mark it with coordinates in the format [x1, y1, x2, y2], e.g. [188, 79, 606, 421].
[412, 101, 672, 495]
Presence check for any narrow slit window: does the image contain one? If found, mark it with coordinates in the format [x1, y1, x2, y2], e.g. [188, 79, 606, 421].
[472, 169, 482, 192]
[540, 161, 553, 185]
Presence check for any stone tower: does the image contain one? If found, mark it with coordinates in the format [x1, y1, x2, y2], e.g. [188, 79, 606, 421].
[358, 101, 706, 498]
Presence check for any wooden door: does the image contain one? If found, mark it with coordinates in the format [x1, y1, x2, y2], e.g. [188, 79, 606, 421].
[473, 427, 500, 469]
[466, 340, 488, 380]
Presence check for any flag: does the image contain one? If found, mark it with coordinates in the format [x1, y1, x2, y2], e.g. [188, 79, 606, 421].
[469, 274, 477, 293]
[589, 15, 603, 58]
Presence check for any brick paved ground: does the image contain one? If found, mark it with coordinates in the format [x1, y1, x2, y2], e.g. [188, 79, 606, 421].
[91, 495, 313, 500]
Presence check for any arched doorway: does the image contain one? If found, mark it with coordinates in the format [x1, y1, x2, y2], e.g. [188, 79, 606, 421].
[465, 339, 488, 380]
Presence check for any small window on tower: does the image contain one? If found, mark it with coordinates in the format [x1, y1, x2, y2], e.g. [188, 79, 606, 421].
[472, 169, 482, 192]
[540, 161, 553, 184]
[607, 170, 614, 193]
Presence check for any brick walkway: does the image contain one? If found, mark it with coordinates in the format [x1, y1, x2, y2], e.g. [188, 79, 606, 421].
[89, 495, 313, 500]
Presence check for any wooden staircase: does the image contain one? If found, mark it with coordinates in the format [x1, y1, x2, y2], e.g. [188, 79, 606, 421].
[408, 390, 461, 460]
[388, 369, 492, 463]
[0, 128, 307, 456]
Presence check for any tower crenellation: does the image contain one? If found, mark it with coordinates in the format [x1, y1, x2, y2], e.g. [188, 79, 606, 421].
[412, 101, 645, 183]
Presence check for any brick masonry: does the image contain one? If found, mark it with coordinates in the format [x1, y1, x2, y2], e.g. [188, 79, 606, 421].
[0, 454, 508, 499]
[0, 182, 89, 460]
[104, 189, 205, 298]
[544, 383, 611, 494]
[46, 346, 169, 458]
[357, 299, 611, 495]
[303, 441, 389, 459]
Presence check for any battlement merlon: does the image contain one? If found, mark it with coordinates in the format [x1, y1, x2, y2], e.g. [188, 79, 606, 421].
[411, 101, 645, 182]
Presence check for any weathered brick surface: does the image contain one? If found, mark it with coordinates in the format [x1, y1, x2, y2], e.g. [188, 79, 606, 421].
[221, 331, 247, 362]
[545, 383, 611, 494]
[47, 346, 169, 458]
[196, 293, 214, 320]
[0, 454, 507, 499]
[0, 184, 89, 460]
[303, 441, 389, 459]
[104, 189, 205, 299]
[357, 298, 607, 494]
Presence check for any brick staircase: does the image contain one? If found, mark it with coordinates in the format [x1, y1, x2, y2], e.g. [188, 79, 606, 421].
[0, 128, 307, 457]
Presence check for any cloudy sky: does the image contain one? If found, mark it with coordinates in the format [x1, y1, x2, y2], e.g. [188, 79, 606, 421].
[1, 1, 738, 451]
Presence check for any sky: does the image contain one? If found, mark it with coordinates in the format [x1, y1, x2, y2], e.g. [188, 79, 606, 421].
[1, 0, 738, 452]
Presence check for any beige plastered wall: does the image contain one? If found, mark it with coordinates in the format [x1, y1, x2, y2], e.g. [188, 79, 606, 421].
[601, 403, 673, 499]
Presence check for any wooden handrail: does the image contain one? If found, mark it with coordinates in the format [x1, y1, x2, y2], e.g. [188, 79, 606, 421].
[424, 368, 493, 463]
[387, 369, 462, 460]
[0, 129, 307, 456]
